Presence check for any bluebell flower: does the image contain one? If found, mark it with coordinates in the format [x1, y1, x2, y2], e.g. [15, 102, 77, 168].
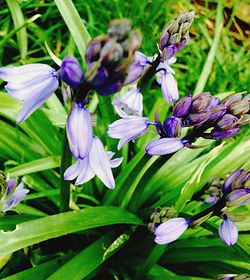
[66, 102, 93, 159]
[0, 179, 29, 212]
[154, 217, 189, 244]
[124, 51, 150, 85]
[218, 218, 238, 246]
[107, 116, 150, 150]
[60, 56, 83, 89]
[163, 116, 182, 137]
[146, 138, 184, 155]
[112, 87, 143, 117]
[156, 58, 178, 103]
[0, 64, 59, 122]
[64, 136, 122, 189]
[227, 189, 250, 206]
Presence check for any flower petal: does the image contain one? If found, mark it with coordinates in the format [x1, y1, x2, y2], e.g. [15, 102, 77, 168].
[75, 158, 95, 185]
[109, 157, 123, 168]
[64, 160, 80, 181]
[161, 72, 178, 103]
[146, 138, 183, 155]
[89, 137, 115, 189]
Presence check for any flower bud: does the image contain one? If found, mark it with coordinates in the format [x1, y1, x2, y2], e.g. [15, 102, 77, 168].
[154, 217, 189, 244]
[216, 114, 238, 130]
[222, 93, 243, 107]
[190, 93, 214, 113]
[222, 169, 244, 194]
[60, 56, 83, 89]
[231, 171, 250, 190]
[210, 126, 240, 140]
[173, 94, 192, 117]
[189, 111, 211, 126]
[208, 105, 226, 122]
[238, 114, 250, 125]
[228, 99, 249, 117]
[227, 189, 250, 207]
[163, 116, 182, 137]
[108, 19, 131, 41]
[218, 218, 238, 246]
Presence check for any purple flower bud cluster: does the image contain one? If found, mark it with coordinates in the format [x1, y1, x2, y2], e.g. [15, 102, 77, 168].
[0, 172, 29, 212]
[159, 11, 195, 60]
[151, 169, 250, 246]
[85, 19, 142, 95]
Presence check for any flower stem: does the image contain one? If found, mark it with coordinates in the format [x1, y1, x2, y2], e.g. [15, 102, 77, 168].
[59, 130, 72, 212]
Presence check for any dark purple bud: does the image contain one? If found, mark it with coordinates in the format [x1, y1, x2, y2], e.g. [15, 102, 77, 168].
[208, 105, 226, 122]
[190, 93, 213, 113]
[163, 116, 182, 137]
[60, 56, 83, 89]
[85, 39, 102, 64]
[6, 178, 17, 194]
[222, 169, 244, 194]
[173, 94, 192, 117]
[162, 45, 178, 60]
[95, 79, 123, 96]
[227, 189, 250, 205]
[216, 114, 239, 130]
[231, 171, 250, 190]
[228, 99, 249, 117]
[88, 67, 108, 87]
[222, 93, 243, 107]
[189, 111, 211, 126]
[159, 30, 169, 50]
[210, 126, 240, 140]
[177, 35, 190, 51]
[210, 97, 221, 107]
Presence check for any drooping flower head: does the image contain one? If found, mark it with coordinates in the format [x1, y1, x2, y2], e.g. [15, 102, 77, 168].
[0, 64, 59, 122]
[85, 19, 142, 95]
[218, 218, 238, 246]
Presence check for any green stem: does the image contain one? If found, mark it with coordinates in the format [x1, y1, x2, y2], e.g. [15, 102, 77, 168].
[59, 131, 72, 212]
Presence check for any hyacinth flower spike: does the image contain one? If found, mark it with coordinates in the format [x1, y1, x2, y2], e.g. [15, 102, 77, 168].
[64, 136, 122, 189]
[112, 87, 143, 117]
[0, 64, 59, 122]
[154, 217, 190, 245]
[0, 179, 29, 212]
[218, 218, 238, 246]
[156, 58, 178, 103]
[66, 101, 93, 159]
[107, 116, 151, 150]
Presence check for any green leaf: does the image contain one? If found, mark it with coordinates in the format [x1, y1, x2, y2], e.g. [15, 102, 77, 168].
[0, 206, 142, 256]
[6, 0, 27, 59]
[54, 0, 91, 63]
[7, 156, 60, 177]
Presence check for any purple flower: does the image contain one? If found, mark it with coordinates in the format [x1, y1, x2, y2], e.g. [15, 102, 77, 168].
[154, 218, 189, 245]
[1, 181, 29, 212]
[124, 51, 149, 85]
[156, 59, 178, 103]
[112, 87, 143, 117]
[173, 94, 192, 117]
[227, 189, 250, 205]
[216, 114, 239, 130]
[66, 102, 93, 159]
[204, 196, 218, 205]
[0, 64, 59, 122]
[163, 116, 182, 137]
[210, 126, 240, 140]
[222, 169, 244, 194]
[107, 116, 150, 150]
[60, 56, 83, 89]
[146, 138, 184, 155]
[218, 218, 238, 246]
[64, 136, 122, 189]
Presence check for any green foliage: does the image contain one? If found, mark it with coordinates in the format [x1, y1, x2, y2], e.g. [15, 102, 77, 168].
[0, 0, 249, 279]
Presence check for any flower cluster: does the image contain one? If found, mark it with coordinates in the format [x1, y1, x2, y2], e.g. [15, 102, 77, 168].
[150, 169, 250, 246]
[0, 171, 29, 212]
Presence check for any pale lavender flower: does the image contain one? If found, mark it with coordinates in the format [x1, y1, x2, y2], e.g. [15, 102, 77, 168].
[146, 138, 184, 155]
[156, 58, 178, 103]
[66, 102, 93, 159]
[124, 51, 149, 85]
[218, 218, 238, 246]
[0, 64, 59, 122]
[154, 218, 189, 245]
[112, 87, 143, 117]
[64, 136, 122, 189]
[1, 181, 29, 212]
[107, 116, 150, 150]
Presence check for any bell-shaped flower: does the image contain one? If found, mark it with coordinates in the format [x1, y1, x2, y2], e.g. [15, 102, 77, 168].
[146, 137, 184, 155]
[154, 217, 189, 245]
[60, 56, 83, 89]
[66, 102, 93, 159]
[107, 116, 150, 150]
[112, 87, 143, 117]
[124, 51, 149, 85]
[218, 218, 238, 246]
[0, 180, 29, 212]
[64, 136, 122, 189]
[156, 58, 178, 103]
[0, 64, 59, 122]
